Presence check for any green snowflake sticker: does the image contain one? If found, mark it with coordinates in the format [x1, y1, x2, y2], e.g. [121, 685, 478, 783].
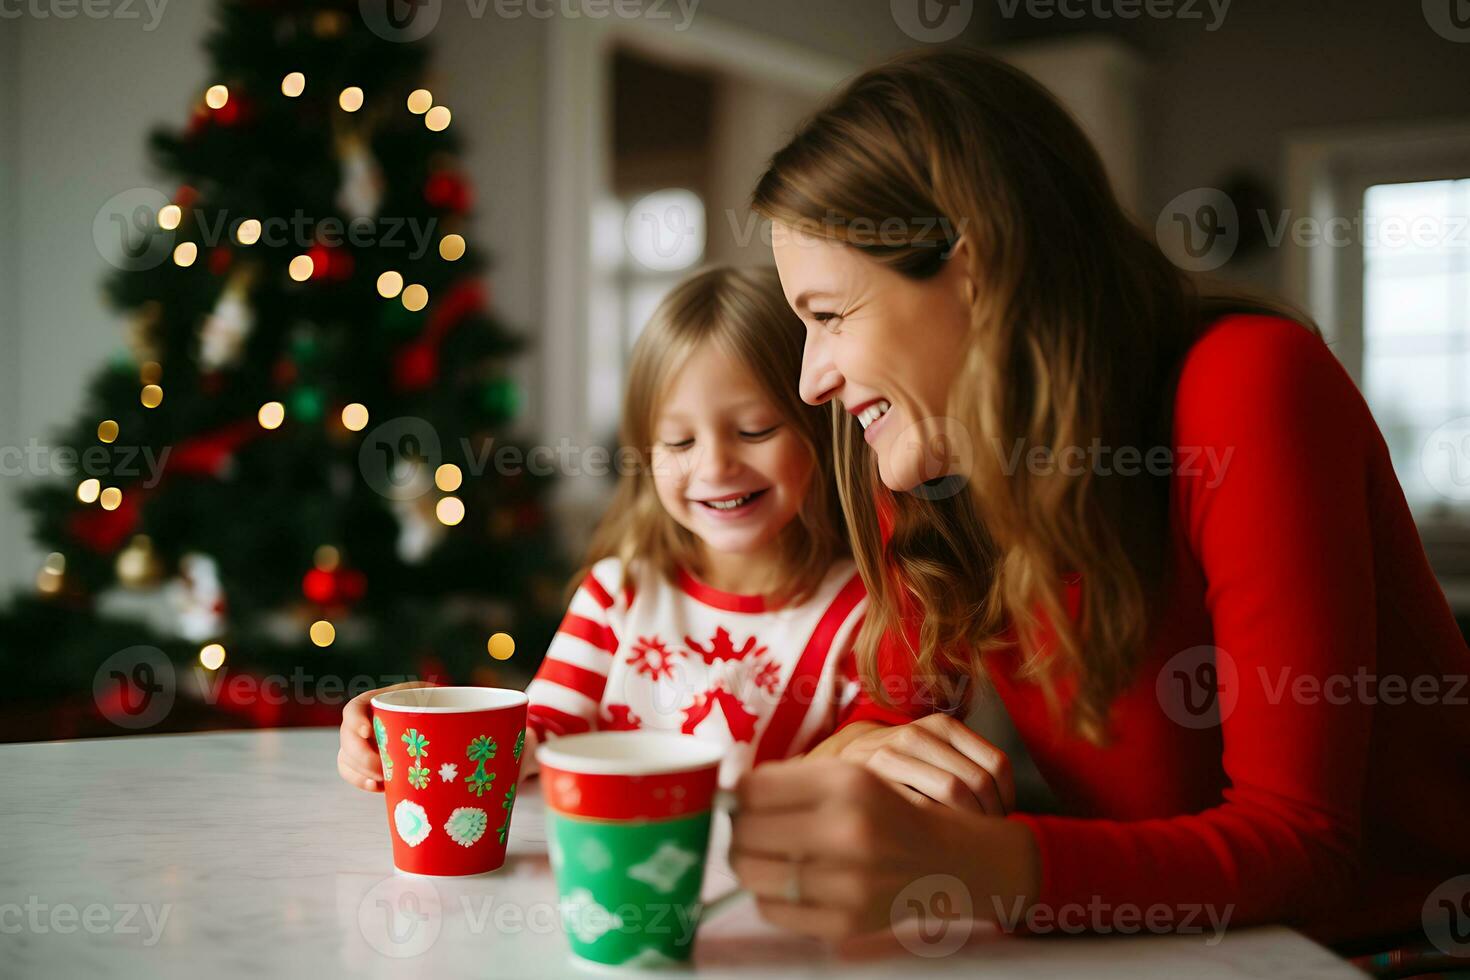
[373, 716, 393, 783]
[408, 764, 431, 790]
[467, 735, 496, 762]
[465, 767, 496, 797]
[401, 728, 429, 760]
[496, 783, 518, 845]
[513, 728, 525, 763]
[444, 807, 488, 847]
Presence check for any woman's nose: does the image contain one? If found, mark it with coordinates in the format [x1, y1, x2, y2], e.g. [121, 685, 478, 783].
[798, 330, 842, 406]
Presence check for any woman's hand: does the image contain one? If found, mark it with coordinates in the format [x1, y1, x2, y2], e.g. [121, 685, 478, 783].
[822, 714, 1015, 815]
[336, 681, 436, 792]
[729, 757, 1039, 942]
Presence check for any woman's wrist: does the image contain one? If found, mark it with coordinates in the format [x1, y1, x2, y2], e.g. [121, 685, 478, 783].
[941, 809, 1041, 925]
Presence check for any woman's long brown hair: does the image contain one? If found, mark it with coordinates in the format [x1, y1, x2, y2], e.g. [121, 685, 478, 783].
[577, 265, 849, 608]
[752, 47, 1309, 739]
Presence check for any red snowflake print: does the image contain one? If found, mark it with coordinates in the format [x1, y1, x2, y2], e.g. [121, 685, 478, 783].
[627, 635, 680, 680]
[600, 704, 642, 731]
[684, 626, 766, 665]
[751, 658, 782, 695]
[681, 686, 760, 742]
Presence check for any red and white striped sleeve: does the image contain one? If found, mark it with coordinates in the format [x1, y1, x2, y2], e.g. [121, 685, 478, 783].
[525, 558, 625, 741]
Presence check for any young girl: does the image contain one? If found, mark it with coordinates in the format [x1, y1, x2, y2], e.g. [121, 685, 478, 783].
[337, 266, 869, 792]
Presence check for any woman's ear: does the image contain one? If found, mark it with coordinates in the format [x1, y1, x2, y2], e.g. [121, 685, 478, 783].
[945, 234, 977, 307]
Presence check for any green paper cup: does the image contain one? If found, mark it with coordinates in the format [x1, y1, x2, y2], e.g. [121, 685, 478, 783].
[537, 732, 736, 968]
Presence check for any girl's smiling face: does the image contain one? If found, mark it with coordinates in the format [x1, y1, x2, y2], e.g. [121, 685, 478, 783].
[650, 339, 815, 578]
[771, 222, 974, 493]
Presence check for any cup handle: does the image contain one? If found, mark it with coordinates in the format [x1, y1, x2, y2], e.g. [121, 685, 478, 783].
[698, 789, 747, 923]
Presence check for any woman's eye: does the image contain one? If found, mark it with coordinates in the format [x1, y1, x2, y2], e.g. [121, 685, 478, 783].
[811, 312, 840, 327]
[740, 425, 780, 440]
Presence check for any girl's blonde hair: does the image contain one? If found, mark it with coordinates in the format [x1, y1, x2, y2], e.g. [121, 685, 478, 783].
[752, 47, 1311, 739]
[577, 265, 848, 606]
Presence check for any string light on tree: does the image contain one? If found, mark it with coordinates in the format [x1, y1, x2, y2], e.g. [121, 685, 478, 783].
[424, 105, 451, 132]
[341, 403, 369, 432]
[205, 84, 229, 110]
[98, 420, 119, 443]
[99, 487, 123, 511]
[258, 401, 285, 430]
[235, 218, 262, 245]
[76, 478, 101, 504]
[173, 242, 198, 267]
[141, 384, 163, 408]
[376, 271, 403, 299]
[436, 496, 465, 526]
[288, 254, 314, 282]
[338, 86, 364, 113]
[36, 553, 65, 595]
[309, 620, 336, 647]
[487, 632, 515, 661]
[439, 234, 465, 261]
[407, 89, 433, 114]
[435, 463, 462, 492]
[158, 204, 182, 230]
[116, 534, 163, 588]
[315, 545, 340, 572]
[140, 361, 162, 384]
[281, 72, 306, 98]
[199, 643, 227, 670]
[401, 284, 427, 312]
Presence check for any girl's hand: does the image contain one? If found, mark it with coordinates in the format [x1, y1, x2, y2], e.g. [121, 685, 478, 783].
[730, 757, 1039, 941]
[336, 681, 437, 792]
[831, 715, 1015, 816]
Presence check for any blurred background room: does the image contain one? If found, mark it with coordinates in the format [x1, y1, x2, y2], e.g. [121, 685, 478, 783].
[1, 0, 1467, 743]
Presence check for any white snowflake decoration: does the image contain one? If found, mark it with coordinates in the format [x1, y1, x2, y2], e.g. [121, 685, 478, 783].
[559, 887, 623, 944]
[621, 947, 681, 969]
[393, 799, 431, 847]
[577, 838, 613, 873]
[627, 842, 699, 894]
[444, 807, 488, 848]
[438, 762, 458, 783]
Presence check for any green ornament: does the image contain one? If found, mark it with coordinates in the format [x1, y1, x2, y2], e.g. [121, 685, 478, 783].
[379, 301, 419, 333]
[290, 331, 318, 362]
[481, 378, 519, 421]
[291, 385, 324, 423]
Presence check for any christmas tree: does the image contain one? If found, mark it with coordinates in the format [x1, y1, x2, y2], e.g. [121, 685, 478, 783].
[0, 0, 567, 733]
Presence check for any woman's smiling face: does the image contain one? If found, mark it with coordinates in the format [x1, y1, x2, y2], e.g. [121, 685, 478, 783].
[771, 222, 974, 492]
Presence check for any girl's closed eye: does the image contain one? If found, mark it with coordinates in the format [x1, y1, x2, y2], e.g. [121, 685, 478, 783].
[660, 435, 695, 451]
[740, 424, 781, 440]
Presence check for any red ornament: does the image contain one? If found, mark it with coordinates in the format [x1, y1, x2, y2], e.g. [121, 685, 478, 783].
[303, 567, 335, 604]
[68, 490, 145, 554]
[302, 566, 368, 606]
[208, 245, 232, 275]
[307, 242, 354, 281]
[393, 342, 438, 392]
[423, 171, 472, 213]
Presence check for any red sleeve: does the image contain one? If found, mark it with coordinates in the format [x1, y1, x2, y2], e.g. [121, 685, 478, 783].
[1011, 316, 1376, 929]
[525, 565, 621, 741]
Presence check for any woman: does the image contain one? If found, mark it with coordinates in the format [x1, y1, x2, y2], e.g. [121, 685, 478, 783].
[726, 46, 1470, 952]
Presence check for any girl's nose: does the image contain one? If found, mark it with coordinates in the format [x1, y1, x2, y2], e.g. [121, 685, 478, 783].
[696, 434, 744, 483]
[798, 329, 842, 406]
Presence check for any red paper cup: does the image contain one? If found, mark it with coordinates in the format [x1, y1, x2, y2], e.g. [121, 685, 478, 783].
[370, 686, 529, 876]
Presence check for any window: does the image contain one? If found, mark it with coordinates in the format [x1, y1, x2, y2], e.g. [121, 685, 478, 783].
[1361, 178, 1470, 513]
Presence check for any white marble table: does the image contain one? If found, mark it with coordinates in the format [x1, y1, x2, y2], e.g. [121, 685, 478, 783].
[0, 729, 1362, 979]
